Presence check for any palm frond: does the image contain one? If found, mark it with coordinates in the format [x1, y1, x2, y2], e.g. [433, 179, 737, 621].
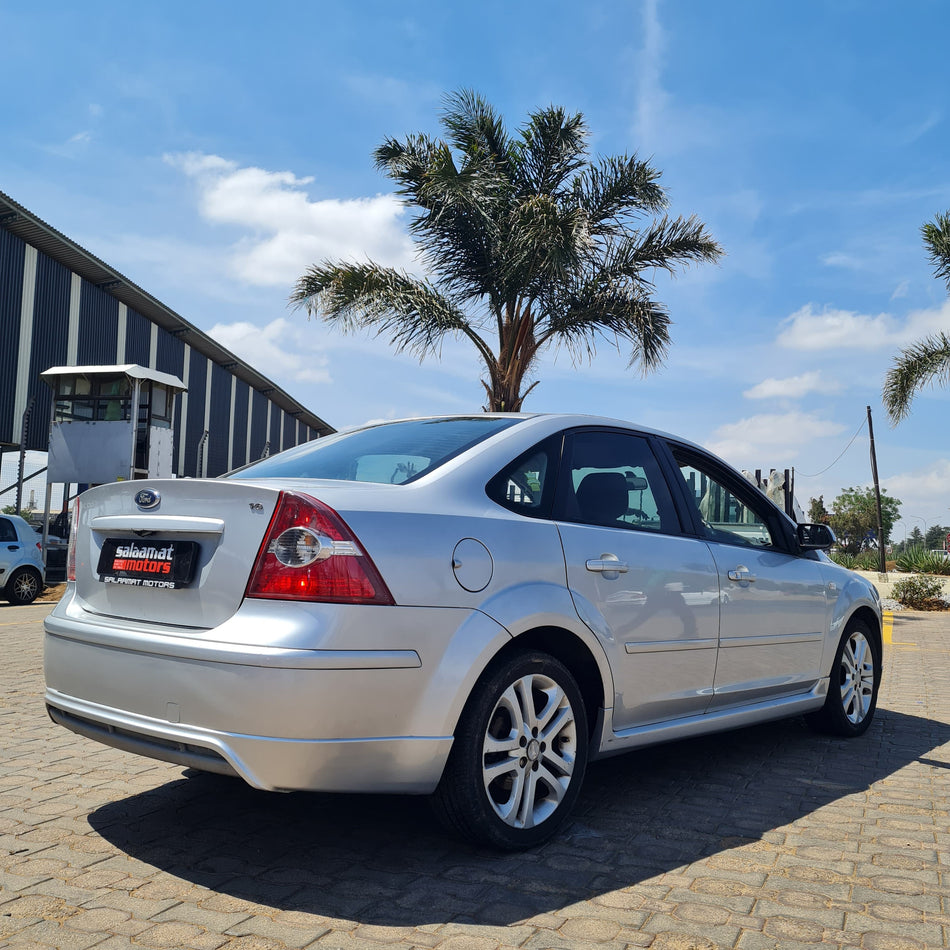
[539, 279, 672, 373]
[921, 210, 950, 293]
[516, 105, 588, 195]
[290, 262, 495, 366]
[883, 332, 950, 423]
[613, 215, 725, 275]
[440, 89, 513, 169]
[576, 155, 667, 231]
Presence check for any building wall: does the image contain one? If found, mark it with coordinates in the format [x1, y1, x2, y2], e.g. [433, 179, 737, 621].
[0, 230, 323, 476]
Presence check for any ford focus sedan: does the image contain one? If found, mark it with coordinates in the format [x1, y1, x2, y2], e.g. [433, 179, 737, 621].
[44, 414, 882, 849]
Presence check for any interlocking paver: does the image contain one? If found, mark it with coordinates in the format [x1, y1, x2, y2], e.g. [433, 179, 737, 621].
[1, 602, 949, 948]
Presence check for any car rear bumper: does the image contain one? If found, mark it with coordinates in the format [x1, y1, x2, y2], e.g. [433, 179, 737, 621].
[45, 689, 451, 792]
[43, 594, 512, 794]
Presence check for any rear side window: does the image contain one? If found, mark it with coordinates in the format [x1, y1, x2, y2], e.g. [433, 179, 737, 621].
[558, 430, 680, 534]
[0, 519, 16, 542]
[229, 417, 520, 484]
[486, 435, 562, 518]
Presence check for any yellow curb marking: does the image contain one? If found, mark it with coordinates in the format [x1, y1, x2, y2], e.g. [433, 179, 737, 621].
[882, 609, 917, 646]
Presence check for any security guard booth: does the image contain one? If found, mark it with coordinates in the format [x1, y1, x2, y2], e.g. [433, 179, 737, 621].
[41, 365, 187, 484]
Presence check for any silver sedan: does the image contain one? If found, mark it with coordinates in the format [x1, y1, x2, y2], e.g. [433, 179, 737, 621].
[44, 414, 882, 849]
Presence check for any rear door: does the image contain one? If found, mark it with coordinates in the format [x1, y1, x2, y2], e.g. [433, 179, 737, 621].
[555, 429, 721, 731]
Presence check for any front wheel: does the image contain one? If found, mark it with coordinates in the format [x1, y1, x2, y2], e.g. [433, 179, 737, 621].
[806, 619, 881, 737]
[433, 651, 589, 850]
[5, 568, 42, 605]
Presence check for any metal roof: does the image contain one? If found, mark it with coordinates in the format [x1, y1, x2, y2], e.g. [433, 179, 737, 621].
[40, 364, 187, 392]
[0, 190, 335, 437]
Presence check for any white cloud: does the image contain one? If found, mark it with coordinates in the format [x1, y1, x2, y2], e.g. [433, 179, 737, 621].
[743, 371, 839, 400]
[821, 251, 866, 271]
[777, 304, 897, 350]
[777, 300, 950, 351]
[890, 280, 910, 300]
[633, 0, 669, 147]
[207, 316, 331, 385]
[884, 459, 950, 528]
[705, 411, 846, 467]
[165, 152, 417, 287]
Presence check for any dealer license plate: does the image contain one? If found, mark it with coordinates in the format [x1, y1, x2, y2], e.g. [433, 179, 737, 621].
[96, 538, 199, 589]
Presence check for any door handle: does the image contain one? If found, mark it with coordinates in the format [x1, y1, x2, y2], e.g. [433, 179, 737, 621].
[727, 567, 756, 583]
[586, 555, 629, 574]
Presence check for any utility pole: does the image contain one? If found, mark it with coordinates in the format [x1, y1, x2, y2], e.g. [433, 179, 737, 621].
[867, 405, 886, 574]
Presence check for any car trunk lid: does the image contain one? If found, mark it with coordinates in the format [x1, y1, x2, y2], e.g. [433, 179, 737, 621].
[72, 479, 282, 629]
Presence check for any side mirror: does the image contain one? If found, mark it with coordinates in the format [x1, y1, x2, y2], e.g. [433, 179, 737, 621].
[797, 522, 836, 551]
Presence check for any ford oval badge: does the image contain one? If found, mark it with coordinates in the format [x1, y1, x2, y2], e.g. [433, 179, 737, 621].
[134, 488, 160, 510]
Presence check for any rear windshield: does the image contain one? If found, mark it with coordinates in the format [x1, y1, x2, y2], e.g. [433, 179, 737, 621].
[228, 417, 520, 485]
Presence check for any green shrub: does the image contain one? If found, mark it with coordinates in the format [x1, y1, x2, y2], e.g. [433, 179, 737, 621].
[895, 547, 950, 575]
[854, 551, 881, 571]
[891, 574, 947, 610]
[830, 552, 858, 569]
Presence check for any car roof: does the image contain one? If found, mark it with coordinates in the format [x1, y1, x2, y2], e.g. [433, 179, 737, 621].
[339, 412, 703, 450]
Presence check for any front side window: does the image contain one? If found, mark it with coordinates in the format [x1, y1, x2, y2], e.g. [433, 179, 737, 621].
[558, 430, 679, 533]
[673, 450, 775, 548]
[229, 417, 520, 484]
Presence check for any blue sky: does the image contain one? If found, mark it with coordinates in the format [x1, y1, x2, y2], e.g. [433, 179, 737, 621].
[2, 0, 949, 538]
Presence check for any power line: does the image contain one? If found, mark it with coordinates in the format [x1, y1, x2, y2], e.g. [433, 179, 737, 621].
[796, 417, 868, 478]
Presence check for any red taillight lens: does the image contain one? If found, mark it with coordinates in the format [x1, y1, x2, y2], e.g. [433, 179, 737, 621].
[66, 497, 80, 582]
[246, 491, 394, 605]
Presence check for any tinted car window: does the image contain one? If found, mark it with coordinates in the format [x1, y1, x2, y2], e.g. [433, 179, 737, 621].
[486, 435, 561, 518]
[558, 430, 679, 533]
[673, 449, 775, 548]
[0, 518, 17, 542]
[229, 417, 520, 484]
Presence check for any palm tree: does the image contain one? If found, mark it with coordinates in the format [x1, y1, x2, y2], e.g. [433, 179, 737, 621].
[291, 90, 723, 411]
[883, 211, 950, 423]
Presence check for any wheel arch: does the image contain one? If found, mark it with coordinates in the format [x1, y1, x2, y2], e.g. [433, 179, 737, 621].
[459, 624, 608, 744]
[846, 605, 884, 660]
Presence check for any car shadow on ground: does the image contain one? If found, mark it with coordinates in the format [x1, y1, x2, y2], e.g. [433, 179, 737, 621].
[88, 709, 950, 928]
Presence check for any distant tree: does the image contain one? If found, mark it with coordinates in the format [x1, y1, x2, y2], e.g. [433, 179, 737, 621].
[883, 210, 950, 423]
[907, 526, 925, 547]
[925, 524, 949, 550]
[291, 89, 724, 411]
[807, 495, 829, 524]
[828, 486, 901, 555]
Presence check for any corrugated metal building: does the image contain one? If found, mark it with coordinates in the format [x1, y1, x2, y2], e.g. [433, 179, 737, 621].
[0, 190, 334, 481]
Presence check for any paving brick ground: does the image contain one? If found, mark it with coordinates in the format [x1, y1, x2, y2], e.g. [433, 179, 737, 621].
[1, 600, 948, 949]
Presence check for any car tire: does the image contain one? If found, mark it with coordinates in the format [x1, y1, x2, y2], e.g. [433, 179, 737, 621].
[5, 567, 43, 606]
[805, 618, 880, 737]
[433, 650, 588, 850]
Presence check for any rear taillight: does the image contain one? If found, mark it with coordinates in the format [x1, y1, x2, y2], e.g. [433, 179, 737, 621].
[66, 497, 79, 582]
[246, 491, 394, 605]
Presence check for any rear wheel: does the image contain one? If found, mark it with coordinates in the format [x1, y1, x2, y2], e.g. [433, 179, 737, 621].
[806, 619, 880, 737]
[5, 568, 42, 605]
[433, 651, 588, 850]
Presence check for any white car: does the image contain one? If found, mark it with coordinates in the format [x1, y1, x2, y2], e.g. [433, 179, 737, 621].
[1, 512, 46, 604]
[45, 414, 882, 849]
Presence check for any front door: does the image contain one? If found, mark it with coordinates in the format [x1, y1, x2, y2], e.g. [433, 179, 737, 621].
[669, 451, 829, 710]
